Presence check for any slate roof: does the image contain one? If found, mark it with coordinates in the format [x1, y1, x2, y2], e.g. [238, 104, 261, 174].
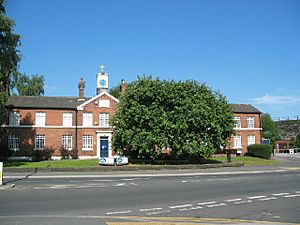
[230, 104, 261, 114]
[6, 96, 88, 109]
[7, 96, 261, 114]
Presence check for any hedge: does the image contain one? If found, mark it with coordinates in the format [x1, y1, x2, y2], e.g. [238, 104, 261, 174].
[247, 144, 272, 159]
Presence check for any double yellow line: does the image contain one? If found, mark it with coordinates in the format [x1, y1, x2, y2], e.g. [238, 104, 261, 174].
[106, 216, 298, 225]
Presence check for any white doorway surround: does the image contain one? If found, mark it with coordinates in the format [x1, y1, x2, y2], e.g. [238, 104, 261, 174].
[96, 131, 113, 158]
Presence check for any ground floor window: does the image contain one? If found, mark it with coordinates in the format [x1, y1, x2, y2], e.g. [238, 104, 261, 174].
[233, 135, 242, 148]
[62, 135, 72, 150]
[35, 135, 45, 150]
[8, 134, 19, 150]
[248, 134, 256, 146]
[82, 135, 93, 150]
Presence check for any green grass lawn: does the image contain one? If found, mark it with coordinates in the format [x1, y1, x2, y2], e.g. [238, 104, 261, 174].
[3, 156, 279, 168]
[212, 156, 280, 166]
[4, 159, 99, 168]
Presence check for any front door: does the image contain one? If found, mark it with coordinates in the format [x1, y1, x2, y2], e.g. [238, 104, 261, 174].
[100, 137, 109, 157]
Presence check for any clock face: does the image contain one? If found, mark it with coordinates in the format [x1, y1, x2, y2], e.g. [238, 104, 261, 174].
[100, 79, 106, 87]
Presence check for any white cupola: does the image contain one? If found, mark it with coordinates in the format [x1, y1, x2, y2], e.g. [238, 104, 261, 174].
[96, 64, 109, 94]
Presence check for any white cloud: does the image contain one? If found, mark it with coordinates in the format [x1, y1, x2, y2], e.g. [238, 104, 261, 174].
[251, 94, 300, 105]
[45, 85, 57, 91]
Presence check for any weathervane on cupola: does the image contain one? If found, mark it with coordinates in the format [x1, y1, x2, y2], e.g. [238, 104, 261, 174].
[96, 64, 109, 94]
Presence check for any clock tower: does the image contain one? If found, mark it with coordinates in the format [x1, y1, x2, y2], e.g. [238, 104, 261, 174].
[96, 65, 109, 94]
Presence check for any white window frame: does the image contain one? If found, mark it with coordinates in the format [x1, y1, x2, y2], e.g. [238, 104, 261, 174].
[246, 116, 255, 128]
[35, 135, 45, 150]
[35, 112, 46, 126]
[248, 134, 256, 146]
[82, 135, 93, 150]
[62, 135, 72, 150]
[63, 112, 73, 127]
[9, 112, 20, 126]
[99, 113, 109, 127]
[8, 134, 20, 151]
[83, 113, 93, 126]
[233, 116, 241, 128]
[233, 135, 242, 148]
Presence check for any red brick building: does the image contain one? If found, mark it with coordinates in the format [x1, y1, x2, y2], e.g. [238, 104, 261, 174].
[1, 68, 262, 159]
[229, 104, 262, 155]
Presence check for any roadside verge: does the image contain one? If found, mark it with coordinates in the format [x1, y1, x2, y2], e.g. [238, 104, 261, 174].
[3, 162, 244, 173]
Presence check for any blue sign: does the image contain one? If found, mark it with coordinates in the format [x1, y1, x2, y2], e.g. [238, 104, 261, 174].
[99, 157, 106, 163]
[262, 139, 270, 145]
[117, 157, 123, 163]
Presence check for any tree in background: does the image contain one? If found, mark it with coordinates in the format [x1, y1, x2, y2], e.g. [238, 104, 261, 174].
[0, 0, 21, 124]
[261, 113, 281, 145]
[109, 82, 131, 99]
[12, 73, 45, 96]
[109, 85, 122, 99]
[112, 76, 234, 160]
[290, 133, 300, 149]
[0, 1, 45, 126]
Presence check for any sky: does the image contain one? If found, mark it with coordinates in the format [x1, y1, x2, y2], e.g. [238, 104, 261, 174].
[5, 0, 300, 119]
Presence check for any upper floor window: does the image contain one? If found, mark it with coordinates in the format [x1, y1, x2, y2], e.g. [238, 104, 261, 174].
[9, 112, 20, 126]
[233, 135, 242, 148]
[233, 116, 241, 128]
[246, 116, 255, 128]
[248, 134, 256, 146]
[63, 113, 73, 126]
[35, 112, 46, 126]
[62, 135, 72, 150]
[99, 113, 109, 127]
[35, 134, 45, 150]
[8, 134, 19, 150]
[83, 113, 93, 126]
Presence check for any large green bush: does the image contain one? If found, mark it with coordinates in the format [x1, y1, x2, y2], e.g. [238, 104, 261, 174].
[112, 76, 234, 160]
[247, 144, 272, 159]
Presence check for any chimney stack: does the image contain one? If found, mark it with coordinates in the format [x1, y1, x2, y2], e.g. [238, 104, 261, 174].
[120, 79, 127, 93]
[78, 77, 85, 100]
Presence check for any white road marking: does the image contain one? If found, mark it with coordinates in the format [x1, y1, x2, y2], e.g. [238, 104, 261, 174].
[197, 201, 216, 205]
[284, 194, 300, 198]
[50, 185, 68, 189]
[225, 198, 242, 202]
[169, 204, 193, 209]
[139, 208, 163, 212]
[248, 195, 267, 200]
[91, 180, 115, 182]
[120, 178, 136, 181]
[179, 206, 203, 211]
[113, 183, 126, 187]
[295, 191, 300, 194]
[234, 200, 252, 204]
[259, 197, 277, 201]
[106, 211, 132, 215]
[206, 203, 227, 208]
[147, 210, 170, 215]
[5, 169, 291, 180]
[271, 192, 290, 196]
[181, 181, 187, 183]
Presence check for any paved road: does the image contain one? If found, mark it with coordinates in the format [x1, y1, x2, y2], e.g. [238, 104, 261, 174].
[1, 157, 300, 225]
